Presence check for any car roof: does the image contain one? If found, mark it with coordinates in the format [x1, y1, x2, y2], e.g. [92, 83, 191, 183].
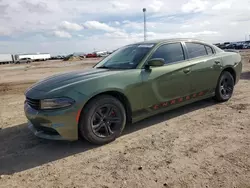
[133, 38, 209, 45]
[130, 38, 224, 53]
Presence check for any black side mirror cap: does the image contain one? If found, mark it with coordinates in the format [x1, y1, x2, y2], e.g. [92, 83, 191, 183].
[145, 58, 165, 70]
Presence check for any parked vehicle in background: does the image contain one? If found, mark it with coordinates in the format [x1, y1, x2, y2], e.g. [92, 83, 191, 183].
[216, 41, 250, 50]
[243, 43, 250, 49]
[86, 53, 97, 58]
[15, 58, 32, 64]
[24, 38, 242, 145]
[96, 51, 109, 57]
[15, 53, 51, 61]
[0, 54, 14, 64]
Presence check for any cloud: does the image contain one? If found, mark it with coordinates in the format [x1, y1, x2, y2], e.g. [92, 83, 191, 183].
[0, 4, 8, 15]
[19, 1, 52, 13]
[0, 27, 12, 36]
[145, 30, 219, 39]
[199, 21, 210, 26]
[38, 20, 46, 25]
[181, 24, 192, 28]
[105, 30, 219, 41]
[53, 30, 72, 38]
[83, 21, 118, 32]
[149, 0, 164, 12]
[212, 1, 232, 10]
[122, 21, 143, 30]
[122, 20, 158, 31]
[182, 0, 208, 13]
[0, 0, 250, 54]
[60, 21, 83, 31]
[105, 31, 129, 38]
[114, 21, 120, 26]
[110, 1, 129, 10]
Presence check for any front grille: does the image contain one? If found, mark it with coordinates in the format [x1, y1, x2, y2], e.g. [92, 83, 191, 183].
[26, 97, 40, 110]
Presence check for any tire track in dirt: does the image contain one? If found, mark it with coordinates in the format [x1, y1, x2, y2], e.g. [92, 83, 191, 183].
[0, 81, 35, 95]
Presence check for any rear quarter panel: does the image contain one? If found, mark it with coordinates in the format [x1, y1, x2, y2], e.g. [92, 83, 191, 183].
[220, 51, 242, 84]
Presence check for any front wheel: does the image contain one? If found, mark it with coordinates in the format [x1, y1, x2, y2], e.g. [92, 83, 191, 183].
[79, 95, 126, 145]
[214, 71, 235, 102]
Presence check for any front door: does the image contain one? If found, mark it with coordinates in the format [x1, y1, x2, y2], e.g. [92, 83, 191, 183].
[140, 42, 192, 111]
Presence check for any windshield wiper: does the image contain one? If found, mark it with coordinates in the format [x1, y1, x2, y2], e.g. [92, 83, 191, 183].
[96, 65, 125, 69]
[96, 62, 135, 69]
[96, 65, 110, 69]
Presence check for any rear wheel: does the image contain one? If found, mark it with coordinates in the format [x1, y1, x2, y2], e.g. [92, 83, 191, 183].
[79, 95, 126, 145]
[214, 71, 234, 102]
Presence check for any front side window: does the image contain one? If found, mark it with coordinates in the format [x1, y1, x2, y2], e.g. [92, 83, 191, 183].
[94, 44, 155, 69]
[186, 42, 207, 59]
[150, 43, 185, 64]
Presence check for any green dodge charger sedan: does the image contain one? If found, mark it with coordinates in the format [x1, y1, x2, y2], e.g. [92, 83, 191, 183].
[24, 38, 242, 145]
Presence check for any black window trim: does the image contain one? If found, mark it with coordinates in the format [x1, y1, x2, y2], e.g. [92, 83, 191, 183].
[184, 41, 216, 60]
[143, 41, 188, 67]
[204, 45, 214, 55]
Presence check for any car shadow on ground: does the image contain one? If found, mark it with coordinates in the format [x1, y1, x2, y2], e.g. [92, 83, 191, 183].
[240, 71, 250, 80]
[0, 98, 216, 175]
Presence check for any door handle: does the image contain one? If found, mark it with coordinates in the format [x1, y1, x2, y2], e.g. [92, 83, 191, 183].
[214, 60, 220, 64]
[183, 68, 191, 74]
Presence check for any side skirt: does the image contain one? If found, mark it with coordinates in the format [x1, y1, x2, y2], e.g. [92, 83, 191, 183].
[131, 90, 215, 124]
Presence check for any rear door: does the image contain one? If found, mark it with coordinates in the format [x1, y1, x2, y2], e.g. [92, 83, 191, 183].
[141, 42, 193, 111]
[184, 42, 222, 94]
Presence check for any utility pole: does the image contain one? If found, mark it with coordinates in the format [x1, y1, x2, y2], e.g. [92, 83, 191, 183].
[143, 8, 147, 41]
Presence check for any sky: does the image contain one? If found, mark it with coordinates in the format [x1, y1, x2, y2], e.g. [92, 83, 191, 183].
[0, 0, 250, 55]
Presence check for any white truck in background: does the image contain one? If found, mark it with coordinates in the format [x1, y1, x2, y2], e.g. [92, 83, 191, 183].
[95, 51, 109, 57]
[0, 54, 14, 64]
[14, 53, 51, 61]
[0, 53, 51, 65]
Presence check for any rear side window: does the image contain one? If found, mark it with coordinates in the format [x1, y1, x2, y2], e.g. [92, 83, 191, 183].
[150, 43, 185, 64]
[186, 42, 207, 59]
[205, 45, 214, 55]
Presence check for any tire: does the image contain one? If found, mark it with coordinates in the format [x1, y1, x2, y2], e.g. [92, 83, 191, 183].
[214, 71, 235, 102]
[79, 95, 126, 145]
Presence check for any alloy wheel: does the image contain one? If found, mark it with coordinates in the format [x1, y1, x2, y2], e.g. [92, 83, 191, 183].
[220, 75, 234, 98]
[91, 104, 122, 138]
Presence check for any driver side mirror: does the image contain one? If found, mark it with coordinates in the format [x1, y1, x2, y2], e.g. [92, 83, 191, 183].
[145, 58, 165, 70]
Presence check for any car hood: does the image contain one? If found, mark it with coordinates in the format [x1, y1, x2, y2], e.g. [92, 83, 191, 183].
[27, 68, 123, 93]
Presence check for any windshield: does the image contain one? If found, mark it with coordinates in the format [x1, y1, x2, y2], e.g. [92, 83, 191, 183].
[94, 43, 155, 69]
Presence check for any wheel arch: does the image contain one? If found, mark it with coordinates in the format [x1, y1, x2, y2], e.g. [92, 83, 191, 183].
[221, 66, 236, 84]
[79, 90, 133, 125]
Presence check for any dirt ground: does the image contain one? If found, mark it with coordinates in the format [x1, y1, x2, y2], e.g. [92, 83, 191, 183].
[0, 53, 250, 188]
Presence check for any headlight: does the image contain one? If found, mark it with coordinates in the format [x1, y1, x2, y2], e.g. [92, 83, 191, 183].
[40, 97, 75, 110]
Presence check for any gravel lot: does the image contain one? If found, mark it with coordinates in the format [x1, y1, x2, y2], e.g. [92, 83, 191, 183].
[0, 54, 250, 188]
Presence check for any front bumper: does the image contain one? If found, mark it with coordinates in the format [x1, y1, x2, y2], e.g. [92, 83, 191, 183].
[28, 121, 68, 140]
[24, 102, 79, 141]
